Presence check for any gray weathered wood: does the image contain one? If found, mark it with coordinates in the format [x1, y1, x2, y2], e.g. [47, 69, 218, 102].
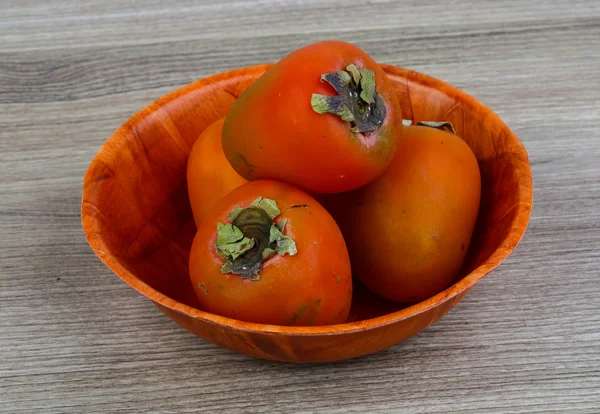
[1, 0, 599, 412]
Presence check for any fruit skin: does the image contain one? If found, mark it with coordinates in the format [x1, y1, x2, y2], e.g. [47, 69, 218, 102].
[222, 40, 402, 194]
[189, 179, 353, 326]
[187, 118, 248, 226]
[322, 125, 481, 304]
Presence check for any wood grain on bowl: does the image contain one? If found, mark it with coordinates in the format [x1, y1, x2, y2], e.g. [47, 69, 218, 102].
[81, 64, 532, 363]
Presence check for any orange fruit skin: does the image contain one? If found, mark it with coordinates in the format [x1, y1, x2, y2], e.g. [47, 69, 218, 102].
[187, 118, 248, 227]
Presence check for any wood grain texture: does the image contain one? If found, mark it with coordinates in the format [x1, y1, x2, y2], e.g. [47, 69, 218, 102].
[1, 0, 599, 411]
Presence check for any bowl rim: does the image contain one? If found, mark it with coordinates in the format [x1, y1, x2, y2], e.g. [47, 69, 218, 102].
[82, 63, 533, 336]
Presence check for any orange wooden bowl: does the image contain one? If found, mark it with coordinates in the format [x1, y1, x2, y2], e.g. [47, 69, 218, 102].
[82, 64, 532, 363]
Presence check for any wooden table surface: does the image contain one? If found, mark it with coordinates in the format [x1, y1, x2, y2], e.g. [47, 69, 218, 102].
[2, 1, 599, 412]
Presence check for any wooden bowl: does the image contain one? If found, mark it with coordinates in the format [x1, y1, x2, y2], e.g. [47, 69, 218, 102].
[82, 64, 533, 363]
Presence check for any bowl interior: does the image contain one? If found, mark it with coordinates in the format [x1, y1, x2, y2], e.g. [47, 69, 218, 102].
[82, 64, 531, 325]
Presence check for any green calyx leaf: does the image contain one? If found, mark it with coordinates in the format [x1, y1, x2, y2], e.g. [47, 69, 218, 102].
[322, 69, 352, 85]
[269, 221, 298, 256]
[275, 218, 287, 233]
[311, 94, 356, 122]
[275, 237, 298, 256]
[262, 248, 276, 261]
[311, 63, 386, 134]
[250, 197, 281, 219]
[216, 197, 297, 280]
[228, 206, 244, 222]
[269, 223, 283, 243]
[346, 64, 361, 86]
[344, 63, 376, 103]
[356, 67, 375, 104]
[221, 261, 234, 274]
[215, 223, 255, 260]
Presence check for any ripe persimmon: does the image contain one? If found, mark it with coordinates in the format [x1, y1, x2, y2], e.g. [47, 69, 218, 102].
[189, 180, 352, 326]
[222, 40, 402, 194]
[322, 124, 481, 303]
[187, 118, 247, 226]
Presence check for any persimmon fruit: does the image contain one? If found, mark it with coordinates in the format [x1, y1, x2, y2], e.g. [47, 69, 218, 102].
[322, 124, 481, 303]
[189, 180, 353, 326]
[222, 40, 402, 194]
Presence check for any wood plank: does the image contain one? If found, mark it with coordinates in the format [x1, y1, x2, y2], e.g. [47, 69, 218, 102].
[1, 0, 599, 412]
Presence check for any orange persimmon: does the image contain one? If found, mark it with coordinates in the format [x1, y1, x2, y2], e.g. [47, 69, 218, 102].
[322, 124, 481, 303]
[189, 180, 353, 326]
[187, 118, 247, 226]
[222, 40, 402, 194]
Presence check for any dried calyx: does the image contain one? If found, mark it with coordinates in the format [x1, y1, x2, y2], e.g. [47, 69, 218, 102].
[311, 64, 387, 134]
[403, 119, 457, 134]
[215, 197, 297, 280]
